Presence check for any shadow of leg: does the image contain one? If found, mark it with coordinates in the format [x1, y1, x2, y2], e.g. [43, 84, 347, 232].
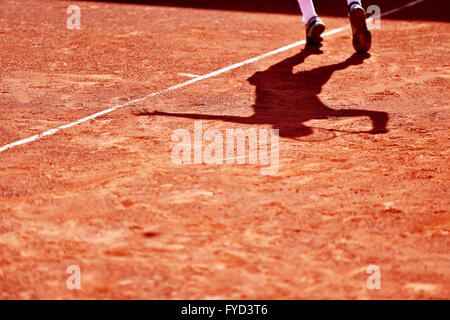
[332, 109, 389, 134]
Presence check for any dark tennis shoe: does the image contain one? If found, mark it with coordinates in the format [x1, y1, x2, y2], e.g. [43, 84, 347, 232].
[306, 16, 325, 46]
[348, 2, 372, 53]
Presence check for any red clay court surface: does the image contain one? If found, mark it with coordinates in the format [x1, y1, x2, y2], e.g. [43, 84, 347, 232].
[0, 0, 449, 299]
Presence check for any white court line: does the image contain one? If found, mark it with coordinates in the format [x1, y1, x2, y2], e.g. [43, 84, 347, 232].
[381, 0, 425, 16]
[178, 73, 201, 78]
[0, 0, 425, 154]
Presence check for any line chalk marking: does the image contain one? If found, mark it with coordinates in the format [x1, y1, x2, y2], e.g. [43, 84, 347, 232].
[0, 0, 425, 154]
[178, 73, 201, 78]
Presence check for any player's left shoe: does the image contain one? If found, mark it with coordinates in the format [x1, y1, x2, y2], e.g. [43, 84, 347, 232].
[348, 2, 372, 53]
[306, 16, 325, 46]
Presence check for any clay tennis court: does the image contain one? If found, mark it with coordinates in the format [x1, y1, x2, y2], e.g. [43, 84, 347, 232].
[0, 0, 449, 299]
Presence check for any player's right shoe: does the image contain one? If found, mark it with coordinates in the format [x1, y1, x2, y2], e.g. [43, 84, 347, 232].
[306, 16, 325, 46]
[348, 2, 372, 52]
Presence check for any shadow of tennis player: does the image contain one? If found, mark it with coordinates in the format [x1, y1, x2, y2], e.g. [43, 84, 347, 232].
[136, 46, 388, 138]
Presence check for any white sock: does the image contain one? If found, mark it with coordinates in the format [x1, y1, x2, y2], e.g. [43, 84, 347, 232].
[297, 0, 318, 24]
[347, 0, 362, 6]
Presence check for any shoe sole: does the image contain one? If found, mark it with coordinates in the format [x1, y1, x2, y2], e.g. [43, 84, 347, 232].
[350, 7, 372, 52]
[307, 23, 325, 45]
